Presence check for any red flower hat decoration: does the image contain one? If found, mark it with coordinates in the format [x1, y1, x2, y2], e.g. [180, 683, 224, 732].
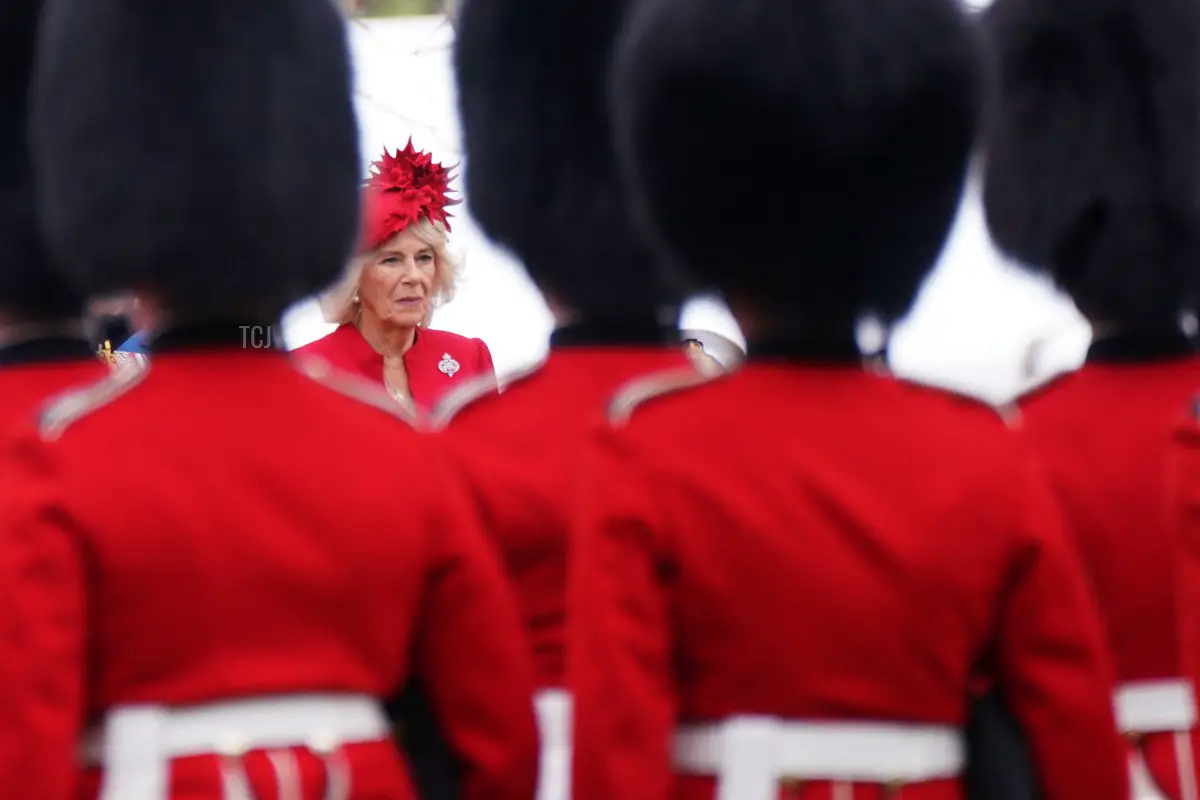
[362, 138, 460, 251]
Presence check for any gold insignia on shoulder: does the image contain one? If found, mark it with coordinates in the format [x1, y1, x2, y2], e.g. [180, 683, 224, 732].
[97, 339, 116, 365]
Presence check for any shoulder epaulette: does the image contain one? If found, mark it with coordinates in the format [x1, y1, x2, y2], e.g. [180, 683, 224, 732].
[607, 365, 715, 426]
[294, 355, 423, 429]
[39, 361, 149, 442]
[427, 358, 545, 430]
[110, 351, 149, 372]
[98, 339, 149, 372]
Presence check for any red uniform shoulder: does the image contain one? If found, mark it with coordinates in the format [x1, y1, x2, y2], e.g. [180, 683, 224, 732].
[429, 358, 545, 431]
[37, 363, 149, 442]
[890, 374, 1024, 430]
[606, 365, 714, 426]
[293, 356, 423, 429]
[1012, 369, 1077, 411]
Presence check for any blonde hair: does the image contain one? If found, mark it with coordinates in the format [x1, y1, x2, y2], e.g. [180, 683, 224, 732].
[320, 218, 460, 326]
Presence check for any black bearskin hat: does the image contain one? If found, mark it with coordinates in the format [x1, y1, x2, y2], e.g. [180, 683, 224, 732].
[0, 0, 82, 320]
[610, 0, 983, 328]
[454, 0, 682, 324]
[981, 0, 1200, 327]
[30, 0, 361, 320]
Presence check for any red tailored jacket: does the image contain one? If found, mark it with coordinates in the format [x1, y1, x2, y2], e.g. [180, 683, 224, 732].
[294, 323, 496, 413]
[430, 321, 693, 688]
[0, 335, 108, 422]
[0, 324, 538, 800]
[1019, 333, 1200, 800]
[568, 344, 1127, 800]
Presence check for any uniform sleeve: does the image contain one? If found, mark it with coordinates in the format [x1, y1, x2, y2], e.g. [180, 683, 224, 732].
[0, 428, 87, 797]
[568, 425, 677, 800]
[996, 453, 1129, 800]
[1163, 420, 1200, 798]
[1172, 419, 1200, 690]
[412, 453, 539, 800]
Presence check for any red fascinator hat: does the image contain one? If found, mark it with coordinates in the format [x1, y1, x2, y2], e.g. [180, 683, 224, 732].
[361, 138, 459, 252]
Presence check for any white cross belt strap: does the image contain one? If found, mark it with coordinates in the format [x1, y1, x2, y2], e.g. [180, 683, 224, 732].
[674, 716, 965, 800]
[80, 693, 390, 800]
[534, 689, 572, 800]
[1115, 678, 1198, 734]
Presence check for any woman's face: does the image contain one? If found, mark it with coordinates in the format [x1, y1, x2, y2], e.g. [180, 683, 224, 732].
[358, 228, 437, 330]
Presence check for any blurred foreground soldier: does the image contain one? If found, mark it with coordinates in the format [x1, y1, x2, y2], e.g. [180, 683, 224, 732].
[440, 0, 695, 796]
[0, 0, 539, 797]
[566, 0, 1130, 797]
[0, 0, 104, 414]
[982, 0, 1200, 796]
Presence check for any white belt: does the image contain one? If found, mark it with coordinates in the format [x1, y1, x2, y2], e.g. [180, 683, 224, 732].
[534, 689, 572, 800]
[1113, 680, 1200, 800]
[81, 693, 390, 800]
[1115, 679, 1198, 734]
[674, 716, 965, 800]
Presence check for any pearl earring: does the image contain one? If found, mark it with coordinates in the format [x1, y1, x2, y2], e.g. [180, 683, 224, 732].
[353, 292, 359, 303]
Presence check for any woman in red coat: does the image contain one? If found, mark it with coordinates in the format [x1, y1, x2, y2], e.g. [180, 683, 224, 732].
[295, 141, 496, 414]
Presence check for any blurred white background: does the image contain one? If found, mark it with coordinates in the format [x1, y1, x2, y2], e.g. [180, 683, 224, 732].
[281, 12, 1090, 404]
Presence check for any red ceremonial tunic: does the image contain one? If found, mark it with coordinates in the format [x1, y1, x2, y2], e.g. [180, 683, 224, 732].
[1019, 333, 1200, 800]
[431, 321, 693, 689]
[568, 343, 1128, 800]
[294, 323, 496, 413]
[0, 335, 108, 422]
[0, 324, 538, 800]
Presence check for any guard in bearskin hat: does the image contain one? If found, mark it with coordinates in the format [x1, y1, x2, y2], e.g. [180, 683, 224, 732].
[0, 0, 538, 797]
[983, 0, 1200, 796]
[438, 2, 698, 796]
[564, 0, 1130, 797]
[0, 0, 106, 418]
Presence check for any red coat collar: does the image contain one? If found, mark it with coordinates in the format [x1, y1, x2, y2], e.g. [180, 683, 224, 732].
[330, 322, 428, 372]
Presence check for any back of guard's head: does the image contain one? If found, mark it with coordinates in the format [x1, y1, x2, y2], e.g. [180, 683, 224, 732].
[30, 0, 362, 320]
[454, 0, 684, 326]
[981, 0, 1200, 328]
[0, 0, 84, 321]
[610, 0, 984, 330]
